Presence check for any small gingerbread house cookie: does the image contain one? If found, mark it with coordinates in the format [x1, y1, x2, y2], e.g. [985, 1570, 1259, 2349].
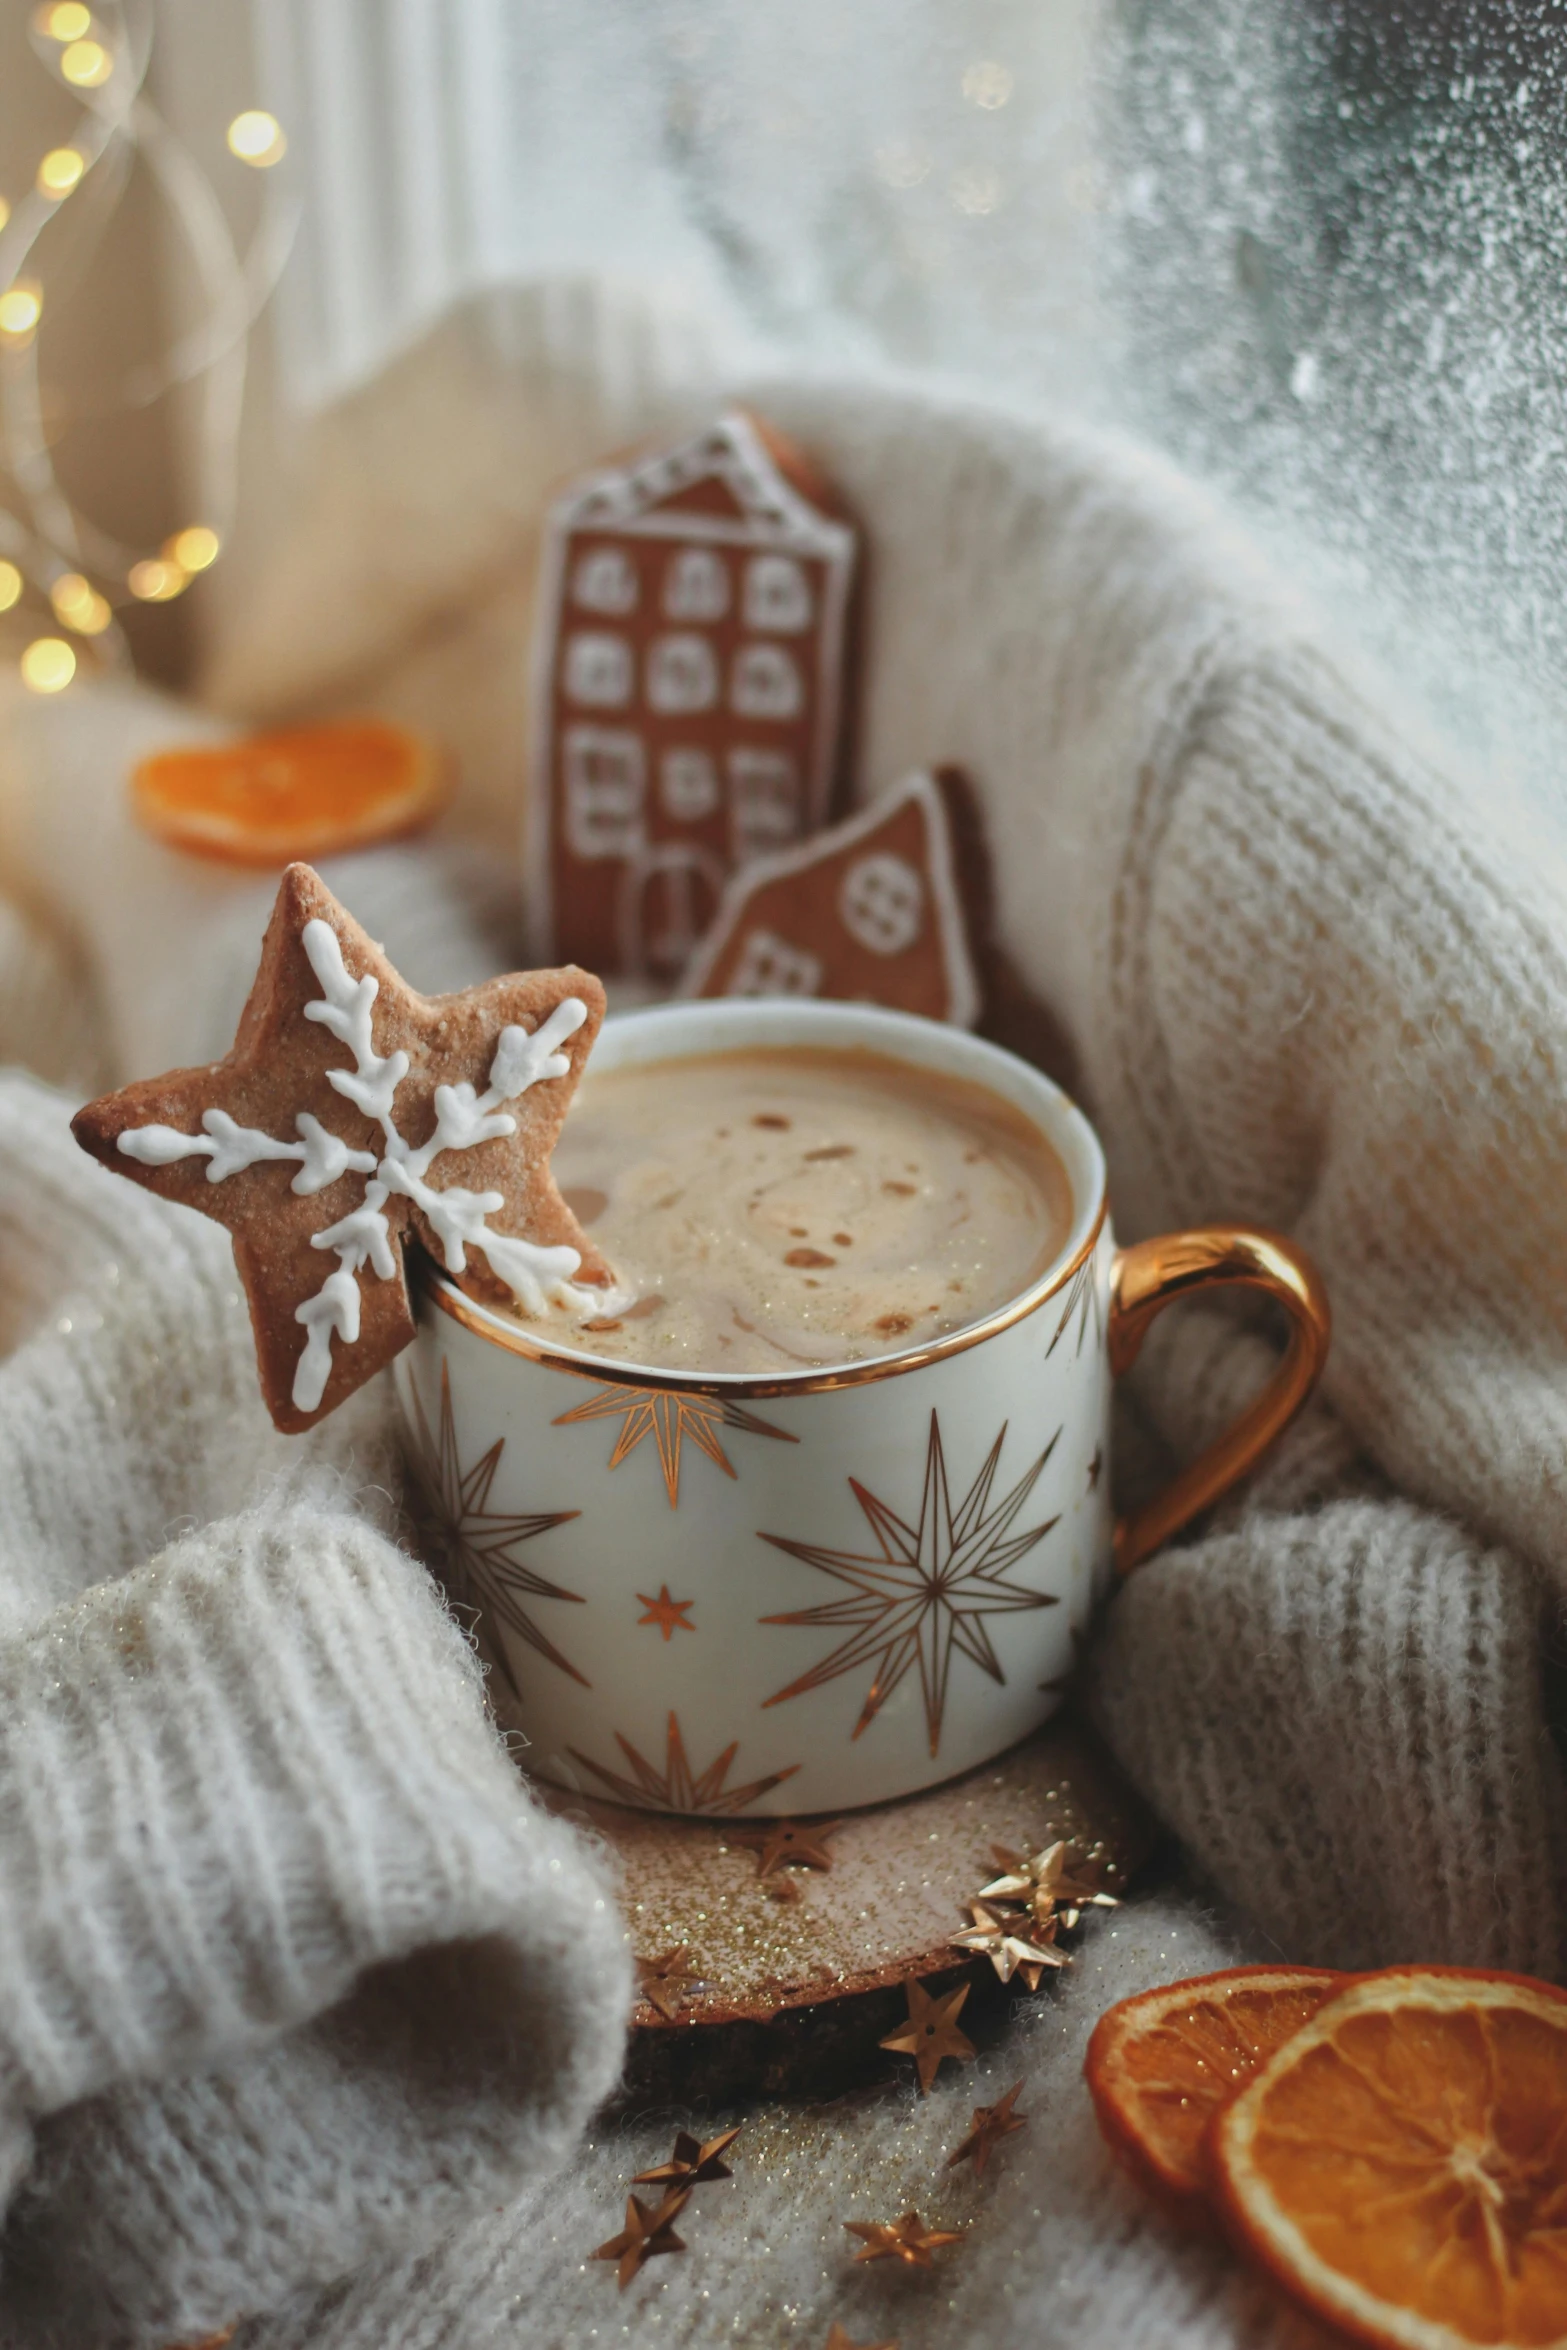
[679, 768, 980, 1028]
[527, 409, 857, 983]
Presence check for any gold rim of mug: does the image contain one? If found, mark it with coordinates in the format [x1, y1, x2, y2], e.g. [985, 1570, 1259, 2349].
[415, 1189, 1109, 1401]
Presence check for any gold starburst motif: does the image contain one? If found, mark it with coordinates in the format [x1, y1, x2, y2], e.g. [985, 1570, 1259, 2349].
[1047, 1254, 1102, 1358]
[403, 1359, 585, 1698]
[553, 1379, 797, 1507]
[569, 1709, 800, 1814]
[760, 1412, 1060, 1757]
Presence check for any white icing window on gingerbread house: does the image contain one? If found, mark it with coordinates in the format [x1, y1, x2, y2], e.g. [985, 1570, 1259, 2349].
[662, 546, 730, 622]
[727, 749, 801, 861]
[563, 631, 634, 708]
[731, 643, 804, 721]
[727, 927, 825, 998]
[839, 852, 926, 956]
[743, 553, 813, 634]
[562, 727, 647, 859]
[647, 632, 720, 714]
[571, 546, 638, 615]
[660, 747, 721, 821]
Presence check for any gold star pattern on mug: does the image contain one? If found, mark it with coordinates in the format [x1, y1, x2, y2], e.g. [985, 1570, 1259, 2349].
[731, 1817, 842, 1877]
[553, 1380, 797, 1507]
[569, 1709, 800, 1814]
[760, 1411, 1060, 1757]
[637, 1584, 696, 1640]
[844, 2212, 964, 2268]
[634, 2125, 741, 2188]
[634, 1946, 701, 2021]
[945, 2081, 1028, 2179]
[593, 2188, 690, 2288]
[878, 1976, 976, 2093]
[1046, 1253, 1102, 1359]
[403, 1358, 585, 1699]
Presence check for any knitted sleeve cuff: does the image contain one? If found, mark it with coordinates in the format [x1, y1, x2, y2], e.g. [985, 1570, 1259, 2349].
[0, 1485, 629, 2122]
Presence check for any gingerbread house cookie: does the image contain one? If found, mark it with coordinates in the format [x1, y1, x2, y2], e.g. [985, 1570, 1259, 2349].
[679, 768, 981, 1028]
[527, 409, 857, 983]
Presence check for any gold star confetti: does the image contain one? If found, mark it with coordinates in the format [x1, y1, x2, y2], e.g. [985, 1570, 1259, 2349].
[823, 2327, 899, 2350]
[945, 2080, 1028, 2178]
[766, 1873, 804, 1904]
[845, 2210, 964, 2267]
[949, 1898, 1068, 1989]
[593, 2187, 690, 2287]
[879, 1976, 975, 2093]
[635, 1945, 699, 2021]
[634, 2124, 741, 2187]
[731, 1817, 842, 1877]
[636, 1583, 696, 1639]
[978, 1839, 1120, 1933]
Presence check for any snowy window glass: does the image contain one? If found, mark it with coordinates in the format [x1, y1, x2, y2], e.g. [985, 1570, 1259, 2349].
[247, 0, 1567, 798]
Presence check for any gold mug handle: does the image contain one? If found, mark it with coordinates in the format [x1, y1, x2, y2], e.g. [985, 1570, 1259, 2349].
[1109, 1226, 1331, 1576]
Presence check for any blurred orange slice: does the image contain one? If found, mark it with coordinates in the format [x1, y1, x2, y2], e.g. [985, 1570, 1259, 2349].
[132, 718, 448, 866]
[1085, 1964, 1344, 2218]
[1211, 1966, 1567, 2350]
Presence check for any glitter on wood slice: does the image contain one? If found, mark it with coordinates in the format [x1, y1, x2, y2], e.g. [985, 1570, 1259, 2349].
[534, 1709, 1152, 2105]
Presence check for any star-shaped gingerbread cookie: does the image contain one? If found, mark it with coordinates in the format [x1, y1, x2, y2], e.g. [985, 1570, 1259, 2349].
[71, 862, 610, 1432]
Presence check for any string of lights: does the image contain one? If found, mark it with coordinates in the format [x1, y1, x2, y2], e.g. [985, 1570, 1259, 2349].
[0, 0, 294, 693]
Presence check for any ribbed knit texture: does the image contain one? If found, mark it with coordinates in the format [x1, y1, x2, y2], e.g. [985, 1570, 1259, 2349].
[0, 1073, 631, 2348]
[0, 274, 1563, 2345]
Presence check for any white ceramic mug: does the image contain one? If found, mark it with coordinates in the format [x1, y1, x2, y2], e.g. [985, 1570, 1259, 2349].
[393, 998, 1328, 1815]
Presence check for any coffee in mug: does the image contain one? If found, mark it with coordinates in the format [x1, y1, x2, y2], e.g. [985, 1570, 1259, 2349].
[542, 1046, 1074, 1375]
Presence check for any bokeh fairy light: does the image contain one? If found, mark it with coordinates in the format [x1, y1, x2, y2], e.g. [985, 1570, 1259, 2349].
[0, 0, 294, 690]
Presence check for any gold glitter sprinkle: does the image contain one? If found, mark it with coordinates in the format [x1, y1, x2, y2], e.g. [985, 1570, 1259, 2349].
[532, 1718, 1150, 2026]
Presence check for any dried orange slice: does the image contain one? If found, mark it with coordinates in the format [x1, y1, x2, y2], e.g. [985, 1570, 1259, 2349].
[131, 718, 448, 867]
[1211, 1967, 1567, 2350]
[1085, 1964, 1344, 2217]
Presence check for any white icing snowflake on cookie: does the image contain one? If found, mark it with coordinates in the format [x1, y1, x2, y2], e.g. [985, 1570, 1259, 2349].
[72, 863, 610, 1432]
[121, 922, 592, 1409]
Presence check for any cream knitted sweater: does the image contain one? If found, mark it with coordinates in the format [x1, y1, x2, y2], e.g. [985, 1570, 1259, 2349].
[0, 276, 1562, 2345]
[0, 1051, 631, 2348]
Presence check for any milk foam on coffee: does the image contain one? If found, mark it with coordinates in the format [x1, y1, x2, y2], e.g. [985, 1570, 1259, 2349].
[538, 1046, 1073, 1374]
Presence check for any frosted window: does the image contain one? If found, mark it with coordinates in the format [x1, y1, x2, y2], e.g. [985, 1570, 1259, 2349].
[663, 548, 731, 622]
[572, 547, 638, 616]
[562, 632, 634, 709]
[647, 633, 720, 714]
[243, 0, 1567, 803]
[562, 727, 646, 858]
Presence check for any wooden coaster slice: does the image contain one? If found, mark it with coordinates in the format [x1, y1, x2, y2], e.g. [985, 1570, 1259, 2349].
[680, 768, 981, 1026]
[527, 408, 857, 983]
